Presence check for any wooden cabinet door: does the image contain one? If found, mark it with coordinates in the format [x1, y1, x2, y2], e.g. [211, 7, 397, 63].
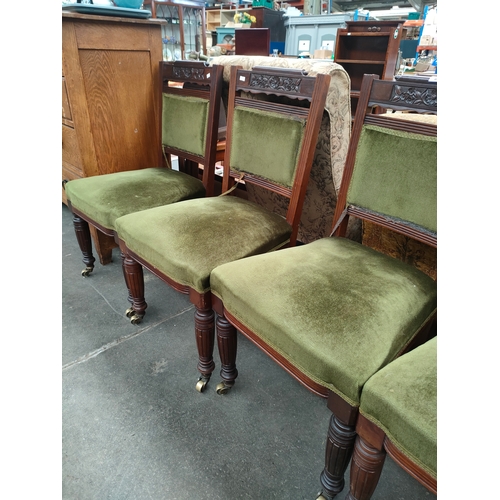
[62, 15, 164, 179]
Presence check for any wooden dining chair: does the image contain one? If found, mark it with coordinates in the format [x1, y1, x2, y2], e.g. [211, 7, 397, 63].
[209, 74, 437, 498]
[346, 336, 437, 499]
[64, 60, 223, 279]
[114, 65, 331, 391]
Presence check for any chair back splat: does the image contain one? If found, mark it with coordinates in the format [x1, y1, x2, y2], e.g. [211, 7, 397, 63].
[64, 60, 223, 276]
[159, 61, 223, 197]
[332, 74, 437, 247]
[209, 73, 437, 499]
[222, 66, 331, 246]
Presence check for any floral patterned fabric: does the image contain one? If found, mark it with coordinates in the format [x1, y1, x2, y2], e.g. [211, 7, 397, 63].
[210, 56, 360, 243]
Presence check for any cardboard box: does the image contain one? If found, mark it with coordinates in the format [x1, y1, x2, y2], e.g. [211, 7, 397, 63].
[225, 22, 250, 28]
[313, 49, 333, 59]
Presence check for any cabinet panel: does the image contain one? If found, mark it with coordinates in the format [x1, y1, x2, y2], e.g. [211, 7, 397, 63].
[62, 77, 73, 122]
[74, 21, 153, 50]
[338, 62, 385, 92]
[78, 49, 159, 174]
[336, 34, 390, 62]
[62, 11, 164, 211]
[62, 125, 83, 173]
[284, 13, 352, 56]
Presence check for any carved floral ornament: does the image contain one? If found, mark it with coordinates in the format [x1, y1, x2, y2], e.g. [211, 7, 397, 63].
[390, 85, 437, 107]
[249, 73, 302, 93]
[172, 66, 205, 80]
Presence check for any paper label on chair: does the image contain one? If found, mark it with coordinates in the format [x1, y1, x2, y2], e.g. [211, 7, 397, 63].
[239, 76, 246, 82]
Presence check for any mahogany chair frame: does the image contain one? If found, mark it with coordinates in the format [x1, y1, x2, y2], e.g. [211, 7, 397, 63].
[212, 74, 437, 499]
[67, 60, 223, 276]
[118, 66, 331, 391]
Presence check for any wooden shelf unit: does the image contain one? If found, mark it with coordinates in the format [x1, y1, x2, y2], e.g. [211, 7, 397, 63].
[206, 6, 284, 36]
[206, 7, 250, 32]
[144, 0, 207, 59]
[334, 20, 403, 116]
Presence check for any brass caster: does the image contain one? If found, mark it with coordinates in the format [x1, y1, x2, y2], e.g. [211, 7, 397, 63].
[195, 377, 209, 393]
[316, 494, 329, 500]
[130, 313, 143, 325]
[81, 267, 93, 277]
[216, 382, 231, 395]
[125, 307, 134, 318]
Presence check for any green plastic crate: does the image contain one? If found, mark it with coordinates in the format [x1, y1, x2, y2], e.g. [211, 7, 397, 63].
[252, 0, 274, 9]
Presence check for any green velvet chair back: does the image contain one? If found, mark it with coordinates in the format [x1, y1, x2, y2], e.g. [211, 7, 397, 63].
[159, 61, 224, 197]
[221, 66, 331, 246]
[347, 125, 437, 233]
[333, 75, 437, 248]
[229, 105, 305, 189]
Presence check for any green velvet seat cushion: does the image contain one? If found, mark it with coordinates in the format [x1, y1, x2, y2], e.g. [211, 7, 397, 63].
[115, 196, 292, 294]
[65, 168, 206, 231]
[360, 336, 437, 478]
[347, 125, 437, 234]
[210, 237, 437, 406]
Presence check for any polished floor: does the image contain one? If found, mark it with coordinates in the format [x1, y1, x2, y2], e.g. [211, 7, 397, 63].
[62, 203, 436, 500]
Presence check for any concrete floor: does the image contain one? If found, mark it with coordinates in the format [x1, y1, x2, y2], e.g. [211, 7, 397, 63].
[62, 203, 436, 500]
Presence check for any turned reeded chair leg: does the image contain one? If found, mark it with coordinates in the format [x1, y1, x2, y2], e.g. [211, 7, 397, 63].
[122, 252, 147, 325]
[121, 251, 134, 312]
[215, 313, 238, 395]
[73, 214, 96, 277]
[317, 414, 357, 499]
[194, 305, 216, 393]
[344, 436, 386, 500]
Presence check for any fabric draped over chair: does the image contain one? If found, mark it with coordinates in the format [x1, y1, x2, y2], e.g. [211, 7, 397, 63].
[210, 55, 357, 244]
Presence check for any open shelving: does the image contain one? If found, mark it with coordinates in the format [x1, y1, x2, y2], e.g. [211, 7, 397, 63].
[334, 20, 403, 115]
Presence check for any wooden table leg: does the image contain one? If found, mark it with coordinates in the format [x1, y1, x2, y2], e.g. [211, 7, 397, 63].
[89, 225, 117, 265]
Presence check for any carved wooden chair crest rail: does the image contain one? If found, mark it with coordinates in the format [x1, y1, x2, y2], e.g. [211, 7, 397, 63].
[64, 60, 223, 280]
[114, 65, 331, 392]
[209, 74, 437, 499]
